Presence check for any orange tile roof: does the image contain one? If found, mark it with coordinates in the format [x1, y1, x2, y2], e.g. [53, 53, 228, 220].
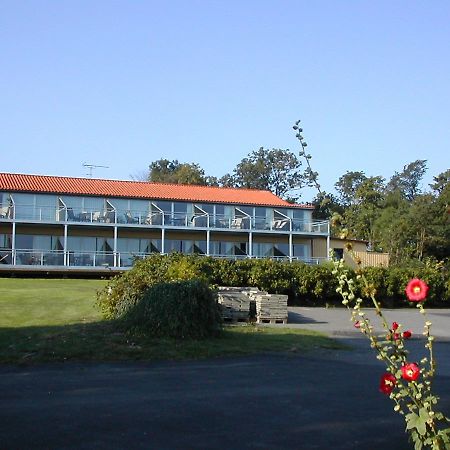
[0, 173, 313, 209]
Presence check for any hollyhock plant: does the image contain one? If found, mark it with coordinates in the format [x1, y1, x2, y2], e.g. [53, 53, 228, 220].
[332, 257, 450, 449]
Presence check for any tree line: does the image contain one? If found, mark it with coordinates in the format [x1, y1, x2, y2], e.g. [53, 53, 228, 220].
[134, 142, 449, 266]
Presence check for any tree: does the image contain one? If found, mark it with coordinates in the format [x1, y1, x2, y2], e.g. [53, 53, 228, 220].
[311, 192, 345, 236]
[334, 171, 367, 207]
[223, 147, 304, 199]
[342, 176, 385, 247]
[386, 159, 427, 201]
[148, 159, 210, 185]
[430, 168, 450, 195]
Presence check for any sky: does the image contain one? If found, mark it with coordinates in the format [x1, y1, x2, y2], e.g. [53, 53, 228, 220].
[1, 0, 449, 201]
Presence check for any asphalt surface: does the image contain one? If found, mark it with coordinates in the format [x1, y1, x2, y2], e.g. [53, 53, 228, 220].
[1, 307, 449, 450]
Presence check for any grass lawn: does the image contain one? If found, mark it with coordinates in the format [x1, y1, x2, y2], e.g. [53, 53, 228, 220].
[0, 278, 343, 364]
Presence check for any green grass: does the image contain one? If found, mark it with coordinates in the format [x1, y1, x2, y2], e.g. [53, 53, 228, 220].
[0, 278, 343, 364]
[0, 278, 106, 326]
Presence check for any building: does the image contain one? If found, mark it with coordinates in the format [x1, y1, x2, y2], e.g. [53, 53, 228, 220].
[331, 238, 390, 268]
[0, 173, 330, 274]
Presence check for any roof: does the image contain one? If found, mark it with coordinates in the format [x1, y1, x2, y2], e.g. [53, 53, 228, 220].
[0, 173, 313, 209]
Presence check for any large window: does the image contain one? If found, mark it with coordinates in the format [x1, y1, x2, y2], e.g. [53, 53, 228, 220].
[0, 233, 12, 249]
[293, 243, 309, 258]
[211, 241, 247, 257]
[15, 234, 63, 250]
[14, 234, 64, 265]
[12, 194, 35, 220]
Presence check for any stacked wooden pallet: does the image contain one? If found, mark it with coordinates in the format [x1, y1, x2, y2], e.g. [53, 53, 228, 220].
[217, 287, 288, 324]
[255, 293, 288, 324]
[217, 287, 264, 322]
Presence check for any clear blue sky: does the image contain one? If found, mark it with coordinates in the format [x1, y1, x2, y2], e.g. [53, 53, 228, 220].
[1, 0, 449, 201]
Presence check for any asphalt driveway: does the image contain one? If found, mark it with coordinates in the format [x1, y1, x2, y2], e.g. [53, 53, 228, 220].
[1, 307, 449, 450]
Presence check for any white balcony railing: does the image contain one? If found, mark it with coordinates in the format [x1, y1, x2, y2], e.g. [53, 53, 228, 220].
[0, 204, 329, 235]
[0, 249, 327, 269]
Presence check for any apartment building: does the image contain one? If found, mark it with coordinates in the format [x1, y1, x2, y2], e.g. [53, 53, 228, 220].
[0, 173, 330, 274]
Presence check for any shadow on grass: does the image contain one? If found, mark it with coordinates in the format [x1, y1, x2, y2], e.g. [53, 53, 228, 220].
[0, 321, 345, 365]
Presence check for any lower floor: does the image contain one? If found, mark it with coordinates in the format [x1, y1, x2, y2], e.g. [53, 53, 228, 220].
[0, 223, 330, 269]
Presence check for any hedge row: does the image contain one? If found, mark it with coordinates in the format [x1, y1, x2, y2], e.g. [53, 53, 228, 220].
[96, 254, 450, 319]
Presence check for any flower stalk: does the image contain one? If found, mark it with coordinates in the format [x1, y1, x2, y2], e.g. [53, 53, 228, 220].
[332, 252, 450, 449]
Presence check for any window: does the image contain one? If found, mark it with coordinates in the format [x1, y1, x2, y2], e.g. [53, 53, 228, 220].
[211, 241, 247, 256]
[274, 243, 289, 257]
[294, 244, 310, 258]
[155, 201, 171, 213]
[193, 241, 207, 254]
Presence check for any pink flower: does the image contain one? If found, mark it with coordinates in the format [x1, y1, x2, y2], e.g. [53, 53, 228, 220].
[354, 321, 361, 329]
[405, 279, 429, 302]
[379, 373, 396, 395]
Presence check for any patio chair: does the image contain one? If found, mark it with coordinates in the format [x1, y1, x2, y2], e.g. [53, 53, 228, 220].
[66, 208, 76, 221]
[231, 218, 243, 229]
[125, 211, 135, 223]
[0, 206, 9, 218]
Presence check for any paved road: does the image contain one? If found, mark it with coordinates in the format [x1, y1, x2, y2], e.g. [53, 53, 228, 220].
[1, 308, 449, 450]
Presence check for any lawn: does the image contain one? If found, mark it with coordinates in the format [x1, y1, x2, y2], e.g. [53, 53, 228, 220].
[0, 278, 342, 364]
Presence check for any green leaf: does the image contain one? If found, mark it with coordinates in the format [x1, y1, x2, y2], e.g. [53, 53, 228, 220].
[406, 412, 428, 436]
[419, 407, 430, 422]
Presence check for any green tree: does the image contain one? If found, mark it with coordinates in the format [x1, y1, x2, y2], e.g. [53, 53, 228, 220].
[222, 147, 304, 199]
[374, 169, 450, 263]
[430, 168, 450, 195]
[386, 159, 427, 201]
[148, 159, 210, 185]
[334, 171, 368, 207]
[342, 176, 385, 247]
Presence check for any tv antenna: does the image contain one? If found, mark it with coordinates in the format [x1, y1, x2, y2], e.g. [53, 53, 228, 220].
[82, 163, 109, 178]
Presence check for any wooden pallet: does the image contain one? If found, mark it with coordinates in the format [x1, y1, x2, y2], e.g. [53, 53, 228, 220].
[257, 317, 288, 324]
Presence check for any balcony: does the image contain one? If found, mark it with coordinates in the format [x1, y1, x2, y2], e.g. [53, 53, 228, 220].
[0, 204, 329, 235]
[0, 249, 327, 271]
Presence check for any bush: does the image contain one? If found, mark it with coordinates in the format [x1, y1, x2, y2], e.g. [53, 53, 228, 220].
[290, 262, 341, 305]
[96, 253, 214, 319]
[96, 254, 450, 318]
[122, 279, 222, 339]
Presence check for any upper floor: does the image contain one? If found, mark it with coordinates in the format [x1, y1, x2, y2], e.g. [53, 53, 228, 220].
[0, 173, 329, 235]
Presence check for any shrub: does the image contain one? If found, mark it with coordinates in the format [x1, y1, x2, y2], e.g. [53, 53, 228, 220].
[96, 254, 174, 319]
[96, 254, 450, 318]
[290, 262, 341, 305]
[248, 259, 295, 295]
[96, 253, 215, 319]
[122, 279, 222, 339]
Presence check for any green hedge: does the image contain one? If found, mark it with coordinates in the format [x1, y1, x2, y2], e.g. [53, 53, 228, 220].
[122, 279, 222, 339]
[96, 254, 450, 319]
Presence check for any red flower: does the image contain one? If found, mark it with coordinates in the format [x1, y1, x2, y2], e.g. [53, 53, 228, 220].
[392, 322, 399, 331]
[403, 330, 412, 339]
[392, 332, 400, 340]
[405, 279, 429, 302]
[401, 363, 420, 382]
[379, 373, 396, 394]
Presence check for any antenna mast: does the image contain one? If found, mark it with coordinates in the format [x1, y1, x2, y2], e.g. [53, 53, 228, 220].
[82, 163, 109, 178]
